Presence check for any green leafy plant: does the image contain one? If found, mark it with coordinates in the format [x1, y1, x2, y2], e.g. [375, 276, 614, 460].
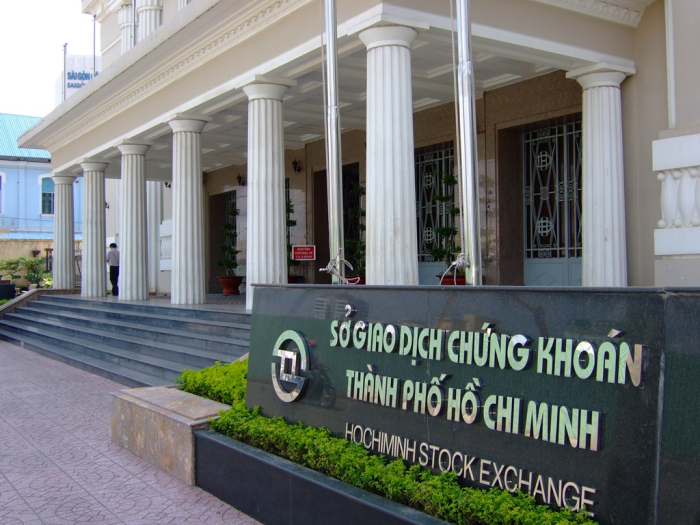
[40, 273, 53, 289]
[20, 256, 45, 285]
[0, 258, 23, 284]
[428, 172, 461, 271]
[177, 362, 594, 525]
[217, 205, 240, 276]
[345, 181, 366, 275]
[286, 195, 301, 276]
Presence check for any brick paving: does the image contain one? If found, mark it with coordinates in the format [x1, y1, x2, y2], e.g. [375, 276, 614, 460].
[0, 341, 260, 525]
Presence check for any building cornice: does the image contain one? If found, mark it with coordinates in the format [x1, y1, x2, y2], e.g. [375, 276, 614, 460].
[532, 0, 653, 27]
[28, 0, 311, 153]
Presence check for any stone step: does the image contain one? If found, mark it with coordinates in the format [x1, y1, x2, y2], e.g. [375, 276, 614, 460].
[0, 320, 185, 382]
[38, 295, 251, 325]
[0, 294, 251, 387]
[11, 307, 248, 356]
[0, 327, 172, 388]
[4, 312, 245, 367]
[25, 300, 250, 340]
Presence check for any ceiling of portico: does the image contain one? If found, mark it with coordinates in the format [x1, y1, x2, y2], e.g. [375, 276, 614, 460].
[96, 25, 557, 180]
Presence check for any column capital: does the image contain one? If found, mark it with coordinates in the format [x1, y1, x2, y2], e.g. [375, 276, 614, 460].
[52, 175, 77, 185]
[242, 77, 295, 102]
[168, 114, 210, 134]
[359, 25, 417, 51]
[566, 63, 635, 90]
[80, 160, 109, 172]
[117, 142, 151, 156]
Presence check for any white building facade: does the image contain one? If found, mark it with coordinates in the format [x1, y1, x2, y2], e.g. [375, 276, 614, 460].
[18, 0, 700, 308]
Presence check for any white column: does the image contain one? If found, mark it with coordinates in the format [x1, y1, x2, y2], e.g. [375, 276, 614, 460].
[360, 26, 419, 286]
[168, 117, 209, 305]
[243, 82, 290, 311]
[137, 0, 163, 42]
[567, 64, 634, 287]
[147, 181, 163, 293]
[52, 175, 76, 290]
[177, 0, 189, 10]
[118, 1, 135, 55]
[117, 144, 150, 300]
[80, 162, 108, 297]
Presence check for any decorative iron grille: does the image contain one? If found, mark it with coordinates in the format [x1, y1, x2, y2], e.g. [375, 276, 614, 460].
[415, 141, 456, 263]
[523, 122, 582, 260]
[225, 190, 237, 261]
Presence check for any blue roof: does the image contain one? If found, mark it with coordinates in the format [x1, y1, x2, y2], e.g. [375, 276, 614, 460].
[0, 232, 83, 241]
[0, 114, 51, 160]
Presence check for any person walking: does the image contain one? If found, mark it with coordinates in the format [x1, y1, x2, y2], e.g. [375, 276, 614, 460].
[106, 243, 120, 297]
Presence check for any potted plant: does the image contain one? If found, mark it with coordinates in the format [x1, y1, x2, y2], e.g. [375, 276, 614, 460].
[286, 194, 303, 283]
[428, 172, 464, 285]
[20, 256, 45, 290]
[217, 204, 243, 295]
[345, 181, 366, 284]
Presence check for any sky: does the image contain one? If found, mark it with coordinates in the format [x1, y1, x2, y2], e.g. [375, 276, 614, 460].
[0, 0, 99, 118]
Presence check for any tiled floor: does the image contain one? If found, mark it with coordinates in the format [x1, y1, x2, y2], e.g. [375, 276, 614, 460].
[0, 341, 260, 525]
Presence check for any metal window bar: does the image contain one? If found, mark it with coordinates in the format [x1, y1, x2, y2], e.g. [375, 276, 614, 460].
[523, 121, 582, 261]
[414, 141, 456, 263]
[225, 191, 237, 264]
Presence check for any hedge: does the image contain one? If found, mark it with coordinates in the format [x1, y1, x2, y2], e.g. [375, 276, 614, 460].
[177, 361, 595, 525]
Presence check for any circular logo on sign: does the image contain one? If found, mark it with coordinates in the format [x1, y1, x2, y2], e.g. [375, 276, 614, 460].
[271, 330, 309, 403]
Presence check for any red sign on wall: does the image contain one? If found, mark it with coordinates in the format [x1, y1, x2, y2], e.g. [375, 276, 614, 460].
[292, 245, 316, 260]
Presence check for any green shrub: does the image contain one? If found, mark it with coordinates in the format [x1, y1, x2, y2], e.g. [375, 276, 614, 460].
[177, 362, 594, 525]
[20, 256, 45, 285]
[0, 258, 23, 283]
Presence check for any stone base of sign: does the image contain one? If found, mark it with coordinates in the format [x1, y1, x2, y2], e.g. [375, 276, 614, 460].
[194, 429, 446, 525]
[111, 387, 229, 485]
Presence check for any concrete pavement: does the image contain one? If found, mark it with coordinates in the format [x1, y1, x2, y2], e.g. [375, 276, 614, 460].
[0, 341, 260, 525]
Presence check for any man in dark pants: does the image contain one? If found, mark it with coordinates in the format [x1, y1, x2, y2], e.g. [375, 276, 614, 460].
[107, 243, 120, 297]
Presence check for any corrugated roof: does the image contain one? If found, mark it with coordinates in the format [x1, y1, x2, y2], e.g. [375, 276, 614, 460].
[0, 232, 83, 240]
[0, 114, 51, 160]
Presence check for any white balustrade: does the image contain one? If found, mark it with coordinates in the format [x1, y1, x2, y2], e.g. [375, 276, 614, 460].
[159, 219, 172, 271]
[657, 167, 700, 229]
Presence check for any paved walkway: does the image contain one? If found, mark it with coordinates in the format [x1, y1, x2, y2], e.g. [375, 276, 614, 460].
[0, 341, 260, 525]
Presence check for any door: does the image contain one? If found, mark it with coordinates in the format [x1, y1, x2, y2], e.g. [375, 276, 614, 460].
[523, 122, 582, 286]
[313, 163, 361, 284]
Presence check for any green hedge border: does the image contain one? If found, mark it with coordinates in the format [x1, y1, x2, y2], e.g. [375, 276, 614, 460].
[177, 361, 595, 525]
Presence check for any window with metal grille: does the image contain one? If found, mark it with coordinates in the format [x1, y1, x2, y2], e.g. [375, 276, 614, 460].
[414, 141, 456, 263]
[523, 122, 582, 260]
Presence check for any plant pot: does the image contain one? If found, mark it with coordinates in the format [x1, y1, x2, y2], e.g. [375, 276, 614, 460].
[218, 275, 243, 296]
[435, 274, 466, 286]
[347, 275, 365, 285]
[287, 275, 304, 284]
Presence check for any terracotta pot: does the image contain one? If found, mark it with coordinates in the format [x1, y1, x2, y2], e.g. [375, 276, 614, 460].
[436, 274, 466, 286]
[219, 275, 243, 296]
[347, 275, 365, 285]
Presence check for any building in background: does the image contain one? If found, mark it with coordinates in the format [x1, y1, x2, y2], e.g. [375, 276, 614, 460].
[0, 113, 83, 261]
[55, 54, 102, 106]
[16, 0, 700, 306]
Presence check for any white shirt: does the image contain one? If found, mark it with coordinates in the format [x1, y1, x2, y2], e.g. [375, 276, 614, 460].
[106, 249, 120, 267]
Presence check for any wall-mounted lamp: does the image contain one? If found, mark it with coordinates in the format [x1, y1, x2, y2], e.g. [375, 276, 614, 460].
[291, 158, 302, 173]
[105, 202, 110, 209]
[237, 173, 246, 186]
[164, 182, 171, 188]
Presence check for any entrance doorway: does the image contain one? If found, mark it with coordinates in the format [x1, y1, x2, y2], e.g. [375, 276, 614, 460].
[523, 121, 582, 286]
[313, 163, 361, 284]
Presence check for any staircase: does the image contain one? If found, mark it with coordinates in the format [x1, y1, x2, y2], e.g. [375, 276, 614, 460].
[0, 294, 250, 387]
